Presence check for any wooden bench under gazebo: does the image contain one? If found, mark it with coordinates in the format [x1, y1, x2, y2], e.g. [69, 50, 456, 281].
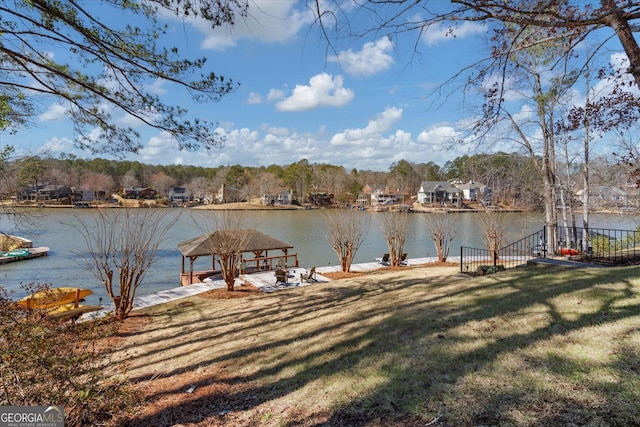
[177, 229, 299, 286]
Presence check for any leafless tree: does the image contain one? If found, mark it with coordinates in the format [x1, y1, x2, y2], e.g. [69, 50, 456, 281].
[252, 171, 280, 202]
[80, 172, 117, 199]
[185, 176, 212, 203]
[476, 211, 506, 265]
[196, 210, 253, 291]
[379, 211, 410, 266]
[323, 209, 370, 272]
[73, 208, 179, 320]
[120, 170, 139, 190]
[424, 214, 457, 262]
[149, 172, 176, 196]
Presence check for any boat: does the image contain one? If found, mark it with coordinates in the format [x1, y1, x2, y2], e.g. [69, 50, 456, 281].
[560, 248, 581, 256]
[1, 248, 30, 257]
[47, 303, 104, 320]
[16, 287, 93, 310]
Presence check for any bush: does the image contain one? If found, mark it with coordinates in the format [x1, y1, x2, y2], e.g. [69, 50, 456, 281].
[476, 264, 506, 275]
[0, 285, 138, 426]
[0, 235, 22, 251]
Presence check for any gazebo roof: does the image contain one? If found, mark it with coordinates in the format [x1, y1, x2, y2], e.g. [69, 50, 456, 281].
[177, 229, 293, 257]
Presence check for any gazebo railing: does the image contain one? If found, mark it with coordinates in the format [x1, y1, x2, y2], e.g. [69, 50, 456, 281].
[240, 254, 299, 274]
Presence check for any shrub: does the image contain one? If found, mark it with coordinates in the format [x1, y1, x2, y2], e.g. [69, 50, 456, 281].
[0, 285, 138, 426]
[0, 235, 21, 251]
[476, 265, 506, 275]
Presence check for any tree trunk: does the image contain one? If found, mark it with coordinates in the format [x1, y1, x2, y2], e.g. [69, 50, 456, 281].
[602, 0, 640, 89]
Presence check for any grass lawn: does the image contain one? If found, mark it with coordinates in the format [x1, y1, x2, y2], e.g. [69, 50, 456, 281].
[108, 264, 640, 426]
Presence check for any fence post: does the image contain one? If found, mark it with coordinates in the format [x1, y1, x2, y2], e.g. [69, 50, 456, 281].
[460, 246, 463, 273]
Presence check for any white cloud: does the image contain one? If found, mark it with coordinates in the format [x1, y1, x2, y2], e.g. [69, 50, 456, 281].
[422, 21, 486, 46]
[417, 124, 460, 146]
[186, 1, 314, 50]
[511, 104, 534, 124]
[139, 132, 174, 161]
[38, 104, 67, 122]
[267, 88, 285, 102]
[247, 92, 262, 104]
[329, 37, 394, 77]
[146, 78, 168, 95]
[31, 105, 476, 171]
[39, 136, 75, 154]
[260, 124, 290, 137]
[276, 73, 354, 112]
[416, 125, 476, 163]
[330, 107, 403, 147]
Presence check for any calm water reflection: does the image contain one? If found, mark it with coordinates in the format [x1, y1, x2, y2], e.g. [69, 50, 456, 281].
[0, 208, 636, 303]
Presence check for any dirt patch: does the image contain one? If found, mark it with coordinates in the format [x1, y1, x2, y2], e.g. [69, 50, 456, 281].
[196, 284, 262, 300]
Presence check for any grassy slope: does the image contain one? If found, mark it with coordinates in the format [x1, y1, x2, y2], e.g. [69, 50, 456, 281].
[111, 265, 640, 426]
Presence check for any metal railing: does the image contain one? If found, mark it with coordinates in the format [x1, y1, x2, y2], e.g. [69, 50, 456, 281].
[460, 229, 546, 274]
[553, 225, 640, 265]
[460, 225, 640, 274]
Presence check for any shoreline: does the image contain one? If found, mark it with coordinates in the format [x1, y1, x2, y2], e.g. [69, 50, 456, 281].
[2, 200, 527, 213]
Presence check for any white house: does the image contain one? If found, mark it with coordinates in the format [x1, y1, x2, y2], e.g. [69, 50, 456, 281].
[416, 181, 462, 206]
[455, 181, 492, 203]
[358, 184, 404, 207]
[168, 186, 191, 205]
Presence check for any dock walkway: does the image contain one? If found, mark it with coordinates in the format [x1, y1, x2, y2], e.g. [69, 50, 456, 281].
[0, 247, 49, 265]
[82, 256, 442, 320]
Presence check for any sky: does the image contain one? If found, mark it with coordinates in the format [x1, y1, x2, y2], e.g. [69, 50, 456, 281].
[2, 0, 632, 172]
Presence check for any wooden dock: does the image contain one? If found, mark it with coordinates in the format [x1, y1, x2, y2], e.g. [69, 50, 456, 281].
[0, 247, 49, 265]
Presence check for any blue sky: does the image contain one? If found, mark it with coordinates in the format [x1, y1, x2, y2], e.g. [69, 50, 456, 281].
[3, 1, 631, 172]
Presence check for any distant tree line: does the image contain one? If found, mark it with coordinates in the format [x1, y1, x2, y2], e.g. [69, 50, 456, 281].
[0, 151, 632, 210]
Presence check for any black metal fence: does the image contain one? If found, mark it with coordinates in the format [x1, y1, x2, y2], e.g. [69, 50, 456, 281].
[554, 225, 640, 265]
[460, 229, 546, 274]
[460, 225, 640, 275]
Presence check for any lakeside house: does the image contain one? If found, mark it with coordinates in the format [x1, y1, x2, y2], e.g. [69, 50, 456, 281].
[168, 186, 191, 206]
[123, 187, 157, 199]
[20, 184, 72, 201]
[261, 189, 292, 206]
[456, 180, 492, 204]
[72, 187, 108, 202]
[217, 184, 244, 203]
[576, 185, 634, 209]
[308, 192, 334, 207]
[356, 184, 405, 208]
[417, 181, 462, 207]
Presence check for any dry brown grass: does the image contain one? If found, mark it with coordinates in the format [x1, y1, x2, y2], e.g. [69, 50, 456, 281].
[106, 264, 640, 426]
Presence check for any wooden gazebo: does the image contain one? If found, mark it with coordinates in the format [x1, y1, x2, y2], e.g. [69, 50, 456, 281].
[177, 229, 298, 285]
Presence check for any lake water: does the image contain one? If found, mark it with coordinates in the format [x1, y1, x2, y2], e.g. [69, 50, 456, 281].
[1, 208, 636, 303]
